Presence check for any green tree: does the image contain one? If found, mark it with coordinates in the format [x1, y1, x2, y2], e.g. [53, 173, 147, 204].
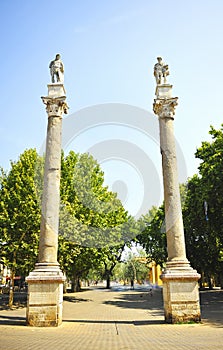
[0, 149, 42, 307]
[195, 125, 223, 245]
[113, 248, 149, 286]
[184, 125, 223, 288]
[138, 205, 167, 267]
[58, 151, 129, 290]
[98, 245, 125, 289]
[183, 175, 216, 287]
[0, 148, 129, 298]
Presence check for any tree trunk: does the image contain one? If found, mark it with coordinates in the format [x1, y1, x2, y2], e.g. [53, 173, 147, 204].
[207, 275, 213, 290]
[63, 281, 67, 294]
[8, 270, 15, 309]
[71, 276, 81, 292]
[199, 271, 205, 289]
[219, 271, 223, 289]
[106, 275, 111, 289]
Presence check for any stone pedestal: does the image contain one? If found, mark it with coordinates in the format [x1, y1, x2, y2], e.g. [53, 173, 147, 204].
[161, 263, 201, 323]
[153, 81, 201, 323]
[26, 264, 64, 327]
[26, 83, 68, 327]
[155, 84, 172, 98]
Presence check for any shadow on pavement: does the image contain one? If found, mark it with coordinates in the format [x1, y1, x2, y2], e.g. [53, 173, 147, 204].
[103, 290, 163, 313]
[63, 319, 165, 325]
[0, 292, 27, 311]
[63, 296, 92, 303]
[200, 290, 223, 328]
[0, 315, 26, 326]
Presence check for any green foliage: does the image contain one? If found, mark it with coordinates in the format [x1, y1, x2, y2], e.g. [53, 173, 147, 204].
[1, 147, 167, 293]
[60, 151, 128, 248]
[58, 151, 129, 289]
[183, 175, 215, 274]
[137, 205, 167, 267]
[183, 125, 223, 286]
[113, 248, 149, 284]
[195, 125, 223, 242]
[0, 149, 42, 276]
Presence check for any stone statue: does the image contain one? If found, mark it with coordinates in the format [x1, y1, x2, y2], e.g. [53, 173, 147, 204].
[49, 54, 64, 83]
[154, 57, 169, 85]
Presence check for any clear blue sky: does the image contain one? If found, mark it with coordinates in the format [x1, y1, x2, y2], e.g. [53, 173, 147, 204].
[1, 0, 223, 215]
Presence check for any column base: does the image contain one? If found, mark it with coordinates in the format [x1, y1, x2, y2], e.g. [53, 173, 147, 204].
[26, 263, 65, 327]
[161, 261, 201, 324]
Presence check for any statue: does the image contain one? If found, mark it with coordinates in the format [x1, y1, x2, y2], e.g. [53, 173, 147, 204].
[49, 54, 64, 83]
[154, 57, 169, 85]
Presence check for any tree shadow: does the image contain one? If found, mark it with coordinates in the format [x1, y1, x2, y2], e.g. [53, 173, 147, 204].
[103, 289, 164, 314]
[0, 292, 27, 311]
[63, 295, 92, 303]
[200, 290, 223, 328]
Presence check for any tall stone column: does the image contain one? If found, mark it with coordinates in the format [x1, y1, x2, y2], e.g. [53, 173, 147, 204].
[153, 57, 201, 323]
[26, 57, 68, 326]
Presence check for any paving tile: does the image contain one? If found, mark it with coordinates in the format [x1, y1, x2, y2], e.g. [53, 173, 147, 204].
[0, 287, 222, 350]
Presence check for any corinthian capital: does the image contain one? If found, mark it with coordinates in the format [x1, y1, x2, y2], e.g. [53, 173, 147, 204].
[153, 97, 178, 119]
[41, 96, 69, 118]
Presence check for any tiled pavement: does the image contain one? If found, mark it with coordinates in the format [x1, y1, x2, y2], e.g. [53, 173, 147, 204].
[0, 286, 223, 350]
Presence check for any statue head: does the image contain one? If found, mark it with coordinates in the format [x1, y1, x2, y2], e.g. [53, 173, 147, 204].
[55, 54, 61, 60]
[157, 57, 162, 63]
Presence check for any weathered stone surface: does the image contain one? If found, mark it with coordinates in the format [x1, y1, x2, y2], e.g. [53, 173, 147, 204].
[162, 277, 201, 323]
[49, 54, 64, 83]
[26, 266, 64, 327]
[48, 83, 66, 98]
[26, 78, 68, 327]
[153, 57, 201, 323]
[155, 84, 173, 98]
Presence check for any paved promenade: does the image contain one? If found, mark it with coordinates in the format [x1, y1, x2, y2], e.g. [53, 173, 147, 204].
[0, 286, 223, 350]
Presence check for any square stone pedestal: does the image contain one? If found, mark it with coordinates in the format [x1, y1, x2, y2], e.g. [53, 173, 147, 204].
[26, 264, 64, 327]
[161, 269, 201, 323]
[47, 83, 66, 98]
[155, 84, 172, 98]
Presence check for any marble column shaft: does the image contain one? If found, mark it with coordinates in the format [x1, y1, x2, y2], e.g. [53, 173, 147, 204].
[39, 113, 62, 263]
[154, 95, 188, 265]
[153, 84, 201, 323]
[26, 84, 68, 327]
[39, 91, 68, 264]
[159, 112, 187, 263]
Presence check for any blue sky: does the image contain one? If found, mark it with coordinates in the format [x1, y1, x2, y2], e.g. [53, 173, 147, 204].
[1, 0, 223, 215]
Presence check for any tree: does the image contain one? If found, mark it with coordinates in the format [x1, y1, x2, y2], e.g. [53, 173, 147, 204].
[60, 151, 128, 247]
[58, 151, 129, 290]
[181, 125, 223, 289]
[182, 175, 216, 288]
[138, 205, 167, 267]
[0, 149, 42, 307]
[112, 248, 149, 286]
[98, 245, 125, 289]
[195, 125, 223, 245]
[0, 148, 129, 298]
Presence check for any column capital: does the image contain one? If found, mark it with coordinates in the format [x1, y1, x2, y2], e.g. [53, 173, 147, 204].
[41, 96, 69, 118]
[153, 97, 178, 120]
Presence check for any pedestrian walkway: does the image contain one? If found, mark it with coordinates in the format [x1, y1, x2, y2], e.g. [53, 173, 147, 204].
[0, 286, 223, 350]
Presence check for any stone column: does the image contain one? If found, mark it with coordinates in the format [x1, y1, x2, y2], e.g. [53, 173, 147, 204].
[26, 83, 68, 327]
[153, 82, 201, 323]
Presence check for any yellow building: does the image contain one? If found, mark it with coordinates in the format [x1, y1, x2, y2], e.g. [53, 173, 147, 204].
[148, 261, 162, 286]
[135, 257, 163, 286]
